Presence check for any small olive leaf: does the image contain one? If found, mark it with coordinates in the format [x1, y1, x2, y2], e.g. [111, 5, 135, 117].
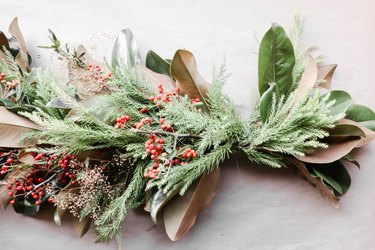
[170, 49, 210, 112]
[8, 17, 31, 71]
[296, 137, 361, 164]
[164, 168, 220, 241]
[288, 158, 339, 208]
[292, 55, 318, 106]
[316, 64, 337, 89]
[259, 82, 276, 122]
[112, 28, 141, 70]
[135, 63, 176, 92]
[150, 189, 178, 223]
[327, 90, 353, 116]
[0, 107, 40, 148]
[73, 217, 92, 237]
[258, 23, 295, 96]
[310, 161, 351, 196]
[146, 50, 171, 76]
[341, 153, 360, 169]
[0, 169, 28, 209]
[345, 104, 375, 131]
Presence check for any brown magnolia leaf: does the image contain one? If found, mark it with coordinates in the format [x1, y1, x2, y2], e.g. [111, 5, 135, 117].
[0, 31, 10, 50]
[170, 49, 209, 111]
[135, 63, 176, 92]
[296, 118, 375, 164]
[8, 17, 30, 72]
[0, 169, 27, 209]
[164, 168, 220, 241]
[17, 149, 35, 165]
[338, 119, 375, 148]
[292, 55, 317, 106]
[68, 45, 109, 98]
[289, 158, 339, 208]
[316, 64, 337, 89]
[73, 217, 92, 237]
[296, 137, 360, 164]
[0, 107, 40, 148]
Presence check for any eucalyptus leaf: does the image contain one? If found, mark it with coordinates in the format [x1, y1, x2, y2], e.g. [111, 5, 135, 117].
[112, 29, 141, 70]
[146, 50, 171, 76]
[258, 23, 295, 96]
[47, 97, 74, 109]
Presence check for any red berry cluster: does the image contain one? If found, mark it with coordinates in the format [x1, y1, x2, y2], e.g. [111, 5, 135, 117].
[143, 135, 199, 179]
[159, 118, 173, 131]
[180, 147, 198, 159]
[148, 84, 180, 108]
[0, 72, 19, 89]
[85, 64, 111, 83]
[134, 117, 153, 129]
[114, 115, 130, 128]
[4, 153, 78, 206]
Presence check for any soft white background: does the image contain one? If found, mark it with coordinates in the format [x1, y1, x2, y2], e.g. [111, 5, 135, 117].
[1, 0, 375, 249]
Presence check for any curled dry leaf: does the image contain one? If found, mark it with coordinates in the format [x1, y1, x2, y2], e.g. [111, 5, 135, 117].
[289, 158, 339, 208]
[0, 107, 40, 148]
[8, 17, 32, 72]
[316, 64, 337, 89]
[135, 63, 176, 92]
[297, 119, 374, 164]
[73, 217, 92, 237]
[292, 55, 317, 106]
[163, 168, 220, 241]
[170, 49, 209, 111]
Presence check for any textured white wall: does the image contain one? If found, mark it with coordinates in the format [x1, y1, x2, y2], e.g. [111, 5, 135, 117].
[0, 1, 375, 249]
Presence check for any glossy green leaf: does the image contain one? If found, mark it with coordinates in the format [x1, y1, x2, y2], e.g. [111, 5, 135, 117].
[146, 50, 171, 76]
[150, 189, 178, 223]
[259, 82, 276, 122]
[327, 90, 353, 116]
[328, 124, 365, 137]
[112, 29, 141, 70]
[342, 153, 360, 169]
[258, 23, 295, 96]
[345, 104, 375, 122]
[54, 208, 62, 226]
[310, 161, 351, 195]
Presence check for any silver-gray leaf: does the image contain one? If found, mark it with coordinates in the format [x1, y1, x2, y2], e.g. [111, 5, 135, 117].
[112, 29, 141, 69]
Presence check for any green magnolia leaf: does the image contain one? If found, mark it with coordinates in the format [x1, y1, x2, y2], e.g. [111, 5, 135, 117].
[259, 82, 276, 122]
[309, 161, 351, 195]
[258, 23, 295, 96]
[327, 90, 353, 116]
[12, 197, 40, 215]
[342, 153, 360, 169]
[146, 50, 171, 76]
[112, 29, 141, 70]
[149, 189, 178, 223]
[328, 124, 365, 137]
[345, 104, 375, 122]
[289, 158, 339, 208]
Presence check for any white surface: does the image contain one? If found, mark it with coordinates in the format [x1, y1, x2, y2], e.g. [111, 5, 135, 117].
[1, 1, 375, 249]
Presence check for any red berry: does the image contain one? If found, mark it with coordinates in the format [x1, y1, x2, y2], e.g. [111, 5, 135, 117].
[10, 200, 15, 205]
[36, 200, 41, 205]
[8, 191, 13, 196]
[48, 198, 53, 203]
[7, 185, 12, 190]
[6, 158, 13, 164]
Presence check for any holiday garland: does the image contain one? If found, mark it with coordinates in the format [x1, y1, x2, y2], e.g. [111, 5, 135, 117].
[0, 15, 375, 244]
